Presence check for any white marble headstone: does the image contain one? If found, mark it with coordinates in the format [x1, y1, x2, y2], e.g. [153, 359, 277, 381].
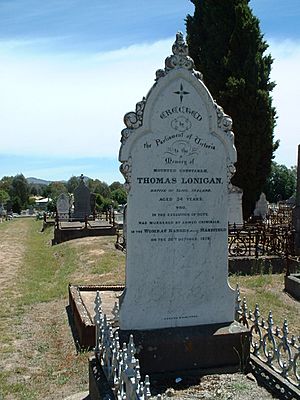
[56, 193, 70, 220]
[253, 192, 268, 219]
[118, 33, 237, 330]
[228, 185, 243, 226]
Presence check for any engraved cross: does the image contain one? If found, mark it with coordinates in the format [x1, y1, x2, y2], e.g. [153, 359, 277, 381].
[173, 83, 190, 103]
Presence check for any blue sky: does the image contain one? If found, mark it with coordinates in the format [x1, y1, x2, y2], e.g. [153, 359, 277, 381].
[0, 0, 299, 183]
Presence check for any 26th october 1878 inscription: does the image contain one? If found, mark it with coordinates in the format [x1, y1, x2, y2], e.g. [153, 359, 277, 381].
[118, 33, 237, 330]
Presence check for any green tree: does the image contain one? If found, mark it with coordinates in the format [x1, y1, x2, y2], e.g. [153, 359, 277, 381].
[95, 193, 112, 212]
[263, 162, 296, 203]
[29, 186, 38, 196]
[47, 182, 68, 201]
[29, 184, 45, 196]
[47, 200, 56, 213]
[67, 176, 80, 193]
[109, 181, 124, 192]
[186, 0, 278, 219]
[89, 179, 111, 198]
[0, 176, 13, 193]
[111, 188, 127, 205]
[12, 196, 22, 214]
[0, 189, 10, 205]
[41, 184, 51, 198]
[10, 174, 29, 209]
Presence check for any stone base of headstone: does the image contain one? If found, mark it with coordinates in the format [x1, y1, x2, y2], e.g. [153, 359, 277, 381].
[52, 222, 116, 245]
[292, 206, 300, 255]
[119, 321, 250, 376]
[68, 284, 123, 348]
[285, 274, 300, 301]
[88, 356, 115, 400]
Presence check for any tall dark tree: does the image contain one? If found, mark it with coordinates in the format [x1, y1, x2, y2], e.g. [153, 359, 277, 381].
[10, 174, 29, 209]
[12, 196, 22, 214]
[186, 0, 278, 219]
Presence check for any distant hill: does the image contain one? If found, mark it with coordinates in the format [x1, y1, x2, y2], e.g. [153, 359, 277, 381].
[26, 177, 52, 185]
[26, 177, 68, 185]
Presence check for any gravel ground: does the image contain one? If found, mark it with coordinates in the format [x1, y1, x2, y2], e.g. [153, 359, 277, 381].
[64, 372, 276, 400]
[150, 373, 276, 399]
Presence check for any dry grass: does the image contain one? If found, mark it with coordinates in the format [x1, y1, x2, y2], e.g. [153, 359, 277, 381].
[229, 273, 300, 335]
[0, 218, 298, 399]
[0, 219, 125, 400]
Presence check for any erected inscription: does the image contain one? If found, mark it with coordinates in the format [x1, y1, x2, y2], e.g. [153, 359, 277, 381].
[118, 33, 236, 330]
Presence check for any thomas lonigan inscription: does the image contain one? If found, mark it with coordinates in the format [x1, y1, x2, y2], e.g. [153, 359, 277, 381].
[118, 33, 237, 330]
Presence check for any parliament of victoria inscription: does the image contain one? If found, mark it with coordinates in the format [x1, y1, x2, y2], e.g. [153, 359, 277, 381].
[118, 33, 237, 331]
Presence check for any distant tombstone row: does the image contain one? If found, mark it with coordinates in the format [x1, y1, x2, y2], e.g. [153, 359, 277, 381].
[56, 174, 92, 222]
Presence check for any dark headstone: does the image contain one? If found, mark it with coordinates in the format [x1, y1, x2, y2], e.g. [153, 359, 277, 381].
[73, 175, 91, 221]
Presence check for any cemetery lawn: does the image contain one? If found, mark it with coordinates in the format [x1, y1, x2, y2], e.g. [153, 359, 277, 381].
[229, 273, 300, 332]
[0, 218, 125, 400]
[0, 218, 299, 399]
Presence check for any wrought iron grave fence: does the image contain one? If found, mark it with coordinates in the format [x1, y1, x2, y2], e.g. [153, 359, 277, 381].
[236, 286, 300, 398]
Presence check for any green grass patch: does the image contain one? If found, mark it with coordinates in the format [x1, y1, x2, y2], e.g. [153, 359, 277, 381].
[19, 220, 79, 305]
[229, 273, 300, 334]
[230, 379, 250, 392]
[91, 251, 124, 274]
[0, 371, 37, 400]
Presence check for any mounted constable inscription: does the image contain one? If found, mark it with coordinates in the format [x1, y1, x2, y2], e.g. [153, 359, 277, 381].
[119, 33, 237, 330]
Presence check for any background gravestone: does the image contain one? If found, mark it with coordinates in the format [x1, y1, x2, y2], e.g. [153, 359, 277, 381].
[253, 192, 268, 219]
[119, 32, 237, 331]
[228, 185, 243, 225]
[90, 193, 96, 218]
[56, 193, 70, 220]
[73, 175, 91, 221]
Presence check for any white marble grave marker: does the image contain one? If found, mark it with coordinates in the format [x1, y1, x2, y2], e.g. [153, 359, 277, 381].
[56, 193, 70, 220]
[119, 33, 237, 330]
[253, 192, 268, 219]
[228, 185, 243, 225]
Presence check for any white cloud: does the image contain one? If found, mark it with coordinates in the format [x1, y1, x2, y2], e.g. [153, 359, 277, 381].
[0, 38, 172, 158]
[0, 36, 299, 168]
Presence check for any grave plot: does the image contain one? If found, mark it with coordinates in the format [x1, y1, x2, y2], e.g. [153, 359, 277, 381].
[86, 32, 249, 379]
[52, 175, 116, 244]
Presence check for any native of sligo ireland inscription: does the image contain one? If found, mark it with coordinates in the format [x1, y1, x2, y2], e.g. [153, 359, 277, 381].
[119, 33, 236, 330]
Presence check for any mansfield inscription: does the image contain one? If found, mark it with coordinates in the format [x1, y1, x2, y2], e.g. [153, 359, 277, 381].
[118, 33, 237, 330]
